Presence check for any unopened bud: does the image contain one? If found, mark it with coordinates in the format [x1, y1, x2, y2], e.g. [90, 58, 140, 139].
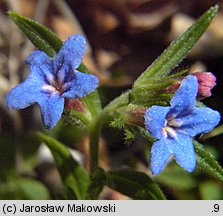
[128, 108, 147, 127]
[64, 98, 86, 112]
[164, 72, 216, 98]
[192, 72, 216, 98]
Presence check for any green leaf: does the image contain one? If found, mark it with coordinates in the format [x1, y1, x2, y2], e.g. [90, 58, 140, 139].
[134, 69, 188, 88]
[199, 181, 223, 200]
[105, 169, 166, 200]
[194, 140, 223, 182]
[202, 124, 223, 139]
[85, 167, 106, 200]
[0, 178, 50, 200]
[134, 5, 219, 87]
[9, 11, 63, 57]
[155, 164, 197, 190]
[37, 133, 89, 199]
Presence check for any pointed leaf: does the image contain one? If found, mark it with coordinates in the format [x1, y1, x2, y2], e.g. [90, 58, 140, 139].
[194, 140, 223, 182]
[37, 133, 89, 199]
[0, 177, 50, 200]
[85, 167, 106, 200]
[134, 5, 219, 87]
[202, 124, 223, 139]
[9, 11, 63, 57]
[105, 169, 166, 200]
[155, 165, 197, 190]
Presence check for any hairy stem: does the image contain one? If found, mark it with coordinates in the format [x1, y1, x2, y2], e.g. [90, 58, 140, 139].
[88, 92, 130, 176]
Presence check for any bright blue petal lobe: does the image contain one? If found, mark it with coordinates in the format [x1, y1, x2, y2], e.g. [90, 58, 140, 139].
[177, 107, 220, 136]
[26, 51, 55, 84]
[169, 75, 198, 118]
[6, 74, 44, 109]
[150, 138, 172, 175]
[169, 133, 196, 172]
[54, 35, 85, 71]
[61, 71, 99, 98]
[145, 106, 171, 139]
[38, 93, 64, 129]
[26, 50, 52, 67]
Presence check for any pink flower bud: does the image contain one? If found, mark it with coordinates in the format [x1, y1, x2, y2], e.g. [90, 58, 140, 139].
[164, 72, 216, 98]
[192, 72, 216, 98]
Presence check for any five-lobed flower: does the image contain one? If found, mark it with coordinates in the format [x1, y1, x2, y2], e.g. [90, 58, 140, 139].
[6, 34, 99, 129]
[144, 75, 220, 175]
[5, 33, 221, 176]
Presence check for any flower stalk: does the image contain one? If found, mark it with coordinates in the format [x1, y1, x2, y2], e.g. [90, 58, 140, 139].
[88, 92, 130, 176]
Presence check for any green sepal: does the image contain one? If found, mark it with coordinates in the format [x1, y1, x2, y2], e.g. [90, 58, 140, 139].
[124, 126, 137, 144]
[130, 93, 171, 107]
[137, 127, 157, 143]
[110, 117, 125, 130]
[105, 169, 166, 200]
[9, 11, 62, 57]
[37, 133, 89, 199]
[133, 5, 219, 87]
[194, 140, 223, 182]
[131, 70, 189, 106]
[137, 69, 188, 87]
[63, 110, 91, 128]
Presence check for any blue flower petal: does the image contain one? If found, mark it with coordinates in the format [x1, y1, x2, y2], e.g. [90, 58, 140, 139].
[169, 133, 196, 172]
[38, 93, 64, 129]
[26, 51, 55, 82]
[177, 107, 220, 136]
[54, 35, 85, 71]
[6, 35, 98, 129]
[26, 50, 52, 67]
[169, 75, 198, 117]
[150, 138, 172, 175]
[6, 74, 44, 109]
[61, 71, 99, 98]
[145, 106, 171, 139]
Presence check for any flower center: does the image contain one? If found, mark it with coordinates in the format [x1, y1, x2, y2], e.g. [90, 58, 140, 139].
[42, 72, 66, 95]
[162, 119, 182, 138]
[54, 80, 64, 94]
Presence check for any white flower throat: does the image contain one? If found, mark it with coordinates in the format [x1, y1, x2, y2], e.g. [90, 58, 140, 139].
[162, 118, 183, 138]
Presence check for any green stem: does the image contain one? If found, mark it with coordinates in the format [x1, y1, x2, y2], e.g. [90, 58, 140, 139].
[89, 120, 101, 175]
[88, 92, 130, 176]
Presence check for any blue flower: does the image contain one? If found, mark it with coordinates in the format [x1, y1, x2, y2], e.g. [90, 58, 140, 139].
[145, 75, 220, 175]
[6, 35, 99, 129]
